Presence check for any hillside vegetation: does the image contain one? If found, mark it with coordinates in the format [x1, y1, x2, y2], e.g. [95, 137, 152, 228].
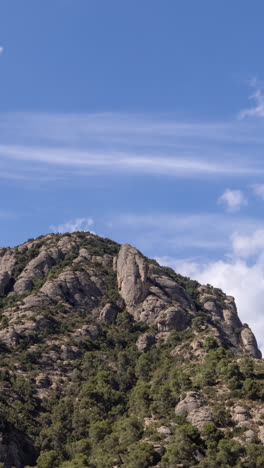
[0, 232, 263, 468]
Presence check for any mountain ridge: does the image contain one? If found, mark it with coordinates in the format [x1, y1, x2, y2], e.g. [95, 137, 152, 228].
[0, 232, 263, 468]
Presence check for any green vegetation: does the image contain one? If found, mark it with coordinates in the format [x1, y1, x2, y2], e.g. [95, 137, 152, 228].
[0, 312, 262, 467]
[0, 233, 262, 468]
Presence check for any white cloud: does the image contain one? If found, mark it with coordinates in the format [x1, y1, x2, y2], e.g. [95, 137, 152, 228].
[115, 210, 264, 353]
[238, 79, 264, 119]
[0, 144, 261, 180]
[115, 212, 264, 254]
[0, 112, 264, 182]
[231, 229, 264, 258]
[156, 253, 264, 354]
[252, 184, 264, 200]
[218, 189, 248, 212]
[0, 47, 4, 55]
[50, 218, 95, 234]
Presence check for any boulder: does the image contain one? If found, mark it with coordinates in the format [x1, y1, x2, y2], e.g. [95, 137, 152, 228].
[99, 303, 118, 324]
[175, 392, 212, 429]
[136, 333, 156, 352]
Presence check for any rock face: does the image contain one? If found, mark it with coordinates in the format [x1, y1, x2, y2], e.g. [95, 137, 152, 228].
[117, 244, 149, 309]
[136, 333, 156, 352]
[175, 392, 212, 429]
[197, 286, 262, 358]
[0, 235, 261, 359]
[232, 406, 251, 426]
[116, 244, 196, 334]
[240, 327, 261, 359]
[99, 303, 119, 324]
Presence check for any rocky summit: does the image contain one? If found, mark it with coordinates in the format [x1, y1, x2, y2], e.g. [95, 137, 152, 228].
[0, 232, 263, 468]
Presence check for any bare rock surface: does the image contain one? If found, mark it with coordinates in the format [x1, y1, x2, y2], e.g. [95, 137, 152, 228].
[116, 244, 196, 333]
[136, 333, 156, 352]
[232, 406, 251, 425]
[240, 327, 262, 359]
[175, 392, 212, 429]
[99, 303, 118, 324]
[117, 244, 149, 310]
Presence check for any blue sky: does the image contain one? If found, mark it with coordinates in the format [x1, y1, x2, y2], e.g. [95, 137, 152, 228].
[1, 1, 264, 349]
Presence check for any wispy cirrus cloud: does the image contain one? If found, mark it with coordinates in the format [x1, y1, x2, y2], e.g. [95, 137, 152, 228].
[0, 112, 264, 182]
[238, 78, 264, 119]
[113, 212, 264, 255]
[0, 143, 261, 178]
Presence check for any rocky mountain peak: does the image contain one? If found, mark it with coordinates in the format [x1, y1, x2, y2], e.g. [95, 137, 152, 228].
[0, 232, 262, 468]
[0, 232, 261, 358]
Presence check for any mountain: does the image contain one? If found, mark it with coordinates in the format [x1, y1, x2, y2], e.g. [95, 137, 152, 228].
[0, 232, 263, 468]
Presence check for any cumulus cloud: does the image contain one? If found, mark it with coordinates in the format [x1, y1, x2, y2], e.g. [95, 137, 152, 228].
[218, 189, 247, 212]
[50, 217, 95, 234]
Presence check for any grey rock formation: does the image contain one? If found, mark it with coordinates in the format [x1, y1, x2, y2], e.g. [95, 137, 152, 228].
[0, 235, 260, 358]
[13, 248, 63, 295]
[136, 333, 156, 352]
[175, 391, 203, 416]
[41, 269, 103, 308]
[117, 244, 195, 334]
[240, 327, 262, 359]
[198, 286, 261, 357]
[99, 303, 118, 324]
[232, 406, 251, 426]
[175, 392, 212, 429]
[117, 244, 149, 310]
[0, 249, 17, 295]
[72, 324, 101, 340]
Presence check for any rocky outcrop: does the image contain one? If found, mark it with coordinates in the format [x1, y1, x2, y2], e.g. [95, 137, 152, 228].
[116, 244, 195, 333]
[240, 327, 262, 359]
[40, 269, 103, 308]
[99, 303, 118, 324]
[117, 244, 149, 310]
[232, 406, 251, 427]
[136, 333, 156, 352]
[175, 392, 212, 429]
[72, 324, 101, 340]
[0, 235, 260, 358]
[0, 249, 17, 295]
[198, 286, 261, 358]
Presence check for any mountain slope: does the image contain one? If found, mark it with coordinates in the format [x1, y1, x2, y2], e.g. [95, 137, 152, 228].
[0, 232, 263, 468]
